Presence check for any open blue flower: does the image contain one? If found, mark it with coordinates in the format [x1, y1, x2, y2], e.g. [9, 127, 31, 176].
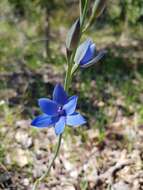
[31, 84, 86, 135]
[74, 39, 107, 68]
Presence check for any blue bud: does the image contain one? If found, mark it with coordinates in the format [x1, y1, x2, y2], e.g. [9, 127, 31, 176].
[74, 39, 107, 68]
[80, 42, 96, 65]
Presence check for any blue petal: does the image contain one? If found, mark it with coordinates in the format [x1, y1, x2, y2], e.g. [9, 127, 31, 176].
[53, 84, 68, 105]
[54, 116, 65, 135]
[81, 49, 107, 68]
[63, 96, 78, 115]
[31, 114, 59, 128]
[38, 98, 58, 116]
[66, 112, 86, 127]
[74, 39, 92, 64]
[80, 42, 96, 65]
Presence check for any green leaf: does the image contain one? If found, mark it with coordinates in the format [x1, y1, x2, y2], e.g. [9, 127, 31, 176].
[80, 0, 89, 26]
[80, 0, 86, 14]
[93, 0, 107, 18]
[82, 0, 107, 32]
[66, 18, 80, 51]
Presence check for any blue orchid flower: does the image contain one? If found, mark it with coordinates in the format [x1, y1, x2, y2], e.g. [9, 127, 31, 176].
[31, 84, 86, 135]
[74, 39, 107, 68]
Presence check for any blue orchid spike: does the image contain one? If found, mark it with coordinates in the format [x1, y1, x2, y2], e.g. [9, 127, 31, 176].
[74, 39, 107, 68]
[31, 84, 86, 135]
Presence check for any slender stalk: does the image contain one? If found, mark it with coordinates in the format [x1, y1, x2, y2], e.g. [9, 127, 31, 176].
[33, 134, 62, 190]
[79, 0, 82, 21]
[33, 1, 89, 188]
[33, 63, 72, 190]
[65, 63, 72, 92]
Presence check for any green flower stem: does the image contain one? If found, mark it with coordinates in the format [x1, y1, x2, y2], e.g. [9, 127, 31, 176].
[65, 63, 72, 92]
[33, 64, 72, 190]
[32, 134, 62, 190]
[32, 1, 89, 188]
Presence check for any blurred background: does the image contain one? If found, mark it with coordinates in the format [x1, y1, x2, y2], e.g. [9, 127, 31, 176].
[0, 0, 143, 189]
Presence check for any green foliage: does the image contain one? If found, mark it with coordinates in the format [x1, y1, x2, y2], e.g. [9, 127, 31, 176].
[108, 0, 143, 25]
[127, 0, 143, 24]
